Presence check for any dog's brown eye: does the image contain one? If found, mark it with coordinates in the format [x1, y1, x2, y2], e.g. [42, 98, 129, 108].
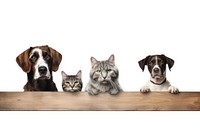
[158, 60, 164, 65]
[149, 60, 154, 65]
[44, 54, 51, 61]
[30, 55, 37, 63]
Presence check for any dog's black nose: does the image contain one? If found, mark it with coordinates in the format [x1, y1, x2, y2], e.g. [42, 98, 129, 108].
[153, 68, 159, 73]
[38, 66, 47, 74]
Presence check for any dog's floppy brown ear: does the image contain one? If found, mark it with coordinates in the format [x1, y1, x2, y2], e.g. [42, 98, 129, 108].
[138, 56, 150, 71]
[163, 55, 174, 71]
[16, 47, 32, 73]
[49, 46, 62, 72]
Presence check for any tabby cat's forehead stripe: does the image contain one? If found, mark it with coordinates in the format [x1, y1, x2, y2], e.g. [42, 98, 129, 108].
[97, 61, 111, 70]
[100, 61, 105, 70]
[67, 76, 80, 80]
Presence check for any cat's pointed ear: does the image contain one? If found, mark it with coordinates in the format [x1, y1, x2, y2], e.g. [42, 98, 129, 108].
[91, 57, 98, 67]
[138, 55, 150, 71]
[61, 71, 68, 79]
[108, 54, 115, 64]
[76, 70, 82, 79]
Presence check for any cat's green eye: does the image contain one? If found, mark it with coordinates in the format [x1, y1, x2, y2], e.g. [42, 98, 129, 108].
[65, 82, 70, 84]
[96, 70, 101, 72]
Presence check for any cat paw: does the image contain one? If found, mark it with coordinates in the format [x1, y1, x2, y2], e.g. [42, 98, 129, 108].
[109, 88, 120, 95]
[140, 86, 151, 93]
[86, 88, 100, 95]
[168, 86, 179, 94]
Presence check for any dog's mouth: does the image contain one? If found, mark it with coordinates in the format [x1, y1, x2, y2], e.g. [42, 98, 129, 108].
[153, 75, 162, 79]
[38, 76, 50, 80]
[151, 73, 164, 80]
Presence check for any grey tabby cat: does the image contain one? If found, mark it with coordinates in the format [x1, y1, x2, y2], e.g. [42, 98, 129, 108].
[85, 54, 122, 95]
[61, 70, 83, 92]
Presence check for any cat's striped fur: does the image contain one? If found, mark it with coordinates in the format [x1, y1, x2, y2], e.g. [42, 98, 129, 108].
[85, 54, 122, 95]
[61, 70, 82, 92]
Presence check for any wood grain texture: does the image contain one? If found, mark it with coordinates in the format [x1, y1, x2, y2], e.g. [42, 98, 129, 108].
[0, 92, 200, 111]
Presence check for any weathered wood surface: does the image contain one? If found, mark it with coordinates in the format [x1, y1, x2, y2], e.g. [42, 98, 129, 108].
[0, 92, 200, 111]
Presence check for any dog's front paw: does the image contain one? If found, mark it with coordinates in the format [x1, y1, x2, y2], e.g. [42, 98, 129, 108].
[140, 86, 151, 93]
[168, 86, 179, 94]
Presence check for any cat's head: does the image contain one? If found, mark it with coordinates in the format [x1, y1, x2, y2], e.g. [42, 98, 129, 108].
[61, 70, 83, 92]
[89, 54, 119, 84]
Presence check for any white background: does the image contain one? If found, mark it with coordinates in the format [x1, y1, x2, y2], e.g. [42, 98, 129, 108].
[1, 0, 200, 92]
[0, 0, 200, 133]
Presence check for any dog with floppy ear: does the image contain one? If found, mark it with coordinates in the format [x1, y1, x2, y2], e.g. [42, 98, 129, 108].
[138, 54, 179, 94]
[16, 45, 62, 91]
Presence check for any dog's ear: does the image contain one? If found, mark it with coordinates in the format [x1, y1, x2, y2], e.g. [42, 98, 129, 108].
[49, 46, 62, 72]
[162, 54, 174, 71]
[138, 56, 150, 71]
[16, 47, 32, 73]
[166, 57, 174, 71]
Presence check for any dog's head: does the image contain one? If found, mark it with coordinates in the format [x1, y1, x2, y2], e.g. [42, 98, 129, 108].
[16, 45, 62, 80]
[138, 54, 174, 83]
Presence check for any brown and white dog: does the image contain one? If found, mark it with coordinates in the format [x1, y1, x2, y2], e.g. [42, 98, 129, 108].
[138, 54, 179, 94]
[16, 45, 62, 91]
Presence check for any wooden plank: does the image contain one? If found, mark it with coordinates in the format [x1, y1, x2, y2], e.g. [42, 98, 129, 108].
[0, 92, 200, 111]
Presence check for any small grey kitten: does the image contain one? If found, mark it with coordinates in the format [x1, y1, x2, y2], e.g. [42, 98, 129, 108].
[61, 70, 83, 92]
[85, 54, 122, 95]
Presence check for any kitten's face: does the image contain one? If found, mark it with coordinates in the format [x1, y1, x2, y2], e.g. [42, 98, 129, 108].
[90, 54, 119, 85]
[61, 70, 82, 92]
